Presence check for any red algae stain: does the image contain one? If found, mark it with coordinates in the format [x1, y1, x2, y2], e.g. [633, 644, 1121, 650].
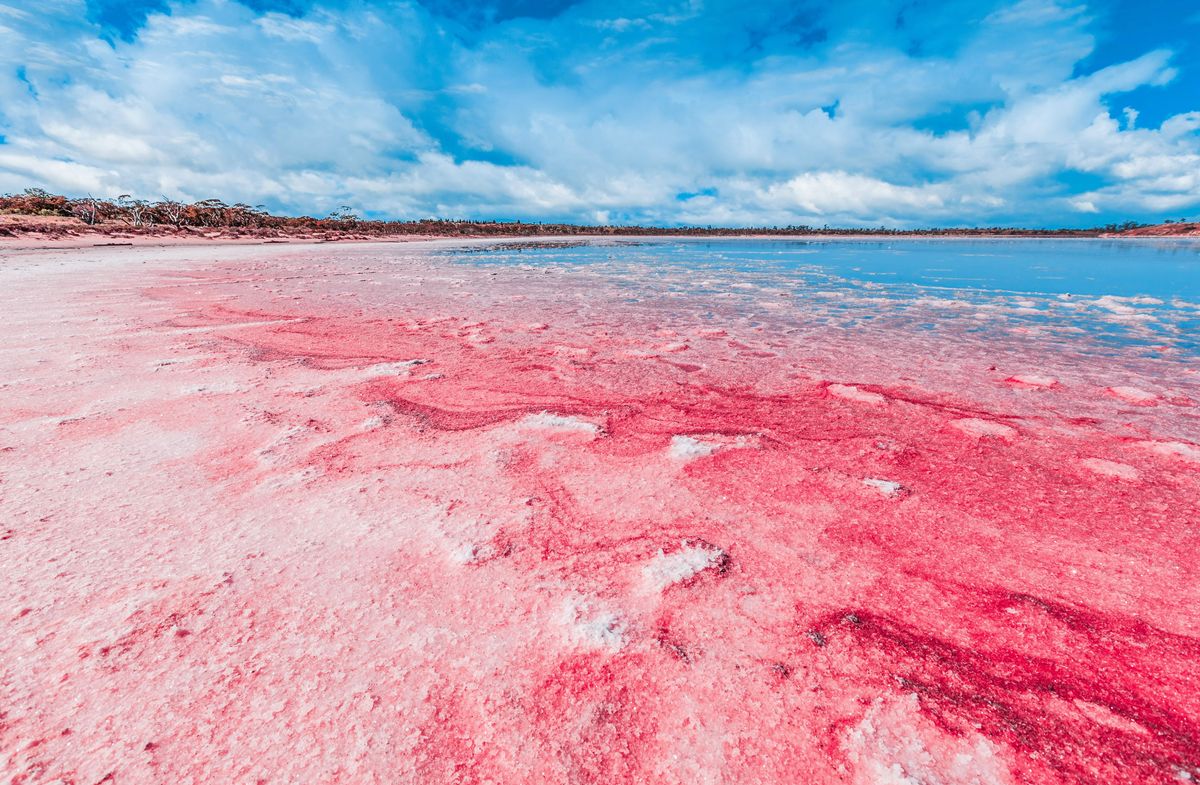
[1, 245, 1199, 784]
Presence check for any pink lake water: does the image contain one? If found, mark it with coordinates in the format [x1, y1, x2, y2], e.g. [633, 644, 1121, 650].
[1, 238, 1198, 784]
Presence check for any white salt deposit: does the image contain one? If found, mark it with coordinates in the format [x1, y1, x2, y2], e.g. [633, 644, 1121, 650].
[520, 411, 602, 437]
[558, 598, 625, 651]
[642, 541, 726, 593]
[951, 418, 1017, 440]
[1079, 458, 1140, 481]
[1139, 441, 1200, 464]
[862, 478, 905, 497]
[1007, 374, 1057, 388]
[842, 696, 1012, 785]
[1106, 386, 1158, 404]
[360, 359, 429, 377]
[829, 384, 886, 405]
[669, 435, 721, 461]
[358, 416, 387, 431]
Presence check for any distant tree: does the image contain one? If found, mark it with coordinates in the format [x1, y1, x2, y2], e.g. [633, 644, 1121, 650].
[158, 196, 186, 228]
[116, 194, 151, 228]
[70, 195, 102, 225]
[328, 205, 359, 224]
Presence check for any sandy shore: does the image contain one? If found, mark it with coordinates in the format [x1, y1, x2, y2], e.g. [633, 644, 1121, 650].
[2, 241, 1198, 784]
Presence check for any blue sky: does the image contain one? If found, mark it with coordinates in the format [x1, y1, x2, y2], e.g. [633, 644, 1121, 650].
[1, 0, 1198, 227]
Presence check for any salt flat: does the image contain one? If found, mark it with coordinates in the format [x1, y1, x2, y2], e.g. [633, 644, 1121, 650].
[1, 239, 1198, 784]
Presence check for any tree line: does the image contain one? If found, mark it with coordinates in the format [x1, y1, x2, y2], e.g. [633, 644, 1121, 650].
[0, 187, 1146, 238]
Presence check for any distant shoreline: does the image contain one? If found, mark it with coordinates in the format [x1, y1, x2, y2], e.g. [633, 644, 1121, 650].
[5, 229, 1200, 253]
[2, 188, 1198, 247]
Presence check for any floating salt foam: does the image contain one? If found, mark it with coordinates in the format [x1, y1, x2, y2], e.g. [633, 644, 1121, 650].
[558, 598, 625, 651]
[828, 384, 886, 405]
[520, 411, 602, 437]
[1139, 441, 1200, 464]
[862, 478, 904, 497]
[1106, 386, 1158, 404]
[951, 418, 1017, 440]
[1079, 458, 1140, 481]
[642, 541, 726, 593]
[1093, 295, 1163, 314]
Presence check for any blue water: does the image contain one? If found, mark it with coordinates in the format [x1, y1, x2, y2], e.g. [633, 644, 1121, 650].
[443, 238, 1200, 357]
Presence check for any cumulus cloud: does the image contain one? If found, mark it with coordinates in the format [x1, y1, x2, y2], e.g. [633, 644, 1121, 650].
[0, 0, 1198, 226]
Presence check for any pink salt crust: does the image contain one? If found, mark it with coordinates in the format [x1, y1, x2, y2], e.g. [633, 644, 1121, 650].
[1, 242, 1198, 784]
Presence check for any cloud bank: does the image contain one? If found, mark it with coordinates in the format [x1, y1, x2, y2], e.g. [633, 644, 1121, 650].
[1, 0, 1198, 226]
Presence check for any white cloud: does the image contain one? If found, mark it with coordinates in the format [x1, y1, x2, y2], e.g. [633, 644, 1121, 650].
[761, 172, 945, 216]
[0, 0, 1197, 225]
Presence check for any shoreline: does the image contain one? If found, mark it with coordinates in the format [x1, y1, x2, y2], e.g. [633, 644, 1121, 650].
[4, 230, 1199, 253]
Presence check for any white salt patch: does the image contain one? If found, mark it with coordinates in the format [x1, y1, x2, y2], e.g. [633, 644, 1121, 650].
[842, 695, 1012, 785]
[1079, 458, 1140, 481]
[160, 317, 305, 335]
[520, 411, 602, 437]
[254, 424, 311, 466]
[179, 382, 246, 395]
[913, 297, 974, 310]
[668, 433, 761, 463]
[558, 598, 625, 651]
[1072, 699, 1149, 735]
[359, 416, 387, 431]
[360, 359, 429, 377]
[951, 418, 1017, 440]
[669, 435, 720, 461]
[150, 354, 210, 368]
[1106, 386, 1158, 404]
[862, 478, 905, 497]
[1006, 374, 1057, 388]
[642, 541, 726, 593]
[552, 345, 592, 357]
[829, 384, 886, 405]
[450, 542, 497, 565]
[1139, 441, 1200, 464]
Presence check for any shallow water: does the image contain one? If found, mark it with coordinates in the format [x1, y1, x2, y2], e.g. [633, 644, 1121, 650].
[444, 237, 1200, 357]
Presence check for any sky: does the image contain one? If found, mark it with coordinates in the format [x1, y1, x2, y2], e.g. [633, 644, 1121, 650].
[1, 0, 1198, 227]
